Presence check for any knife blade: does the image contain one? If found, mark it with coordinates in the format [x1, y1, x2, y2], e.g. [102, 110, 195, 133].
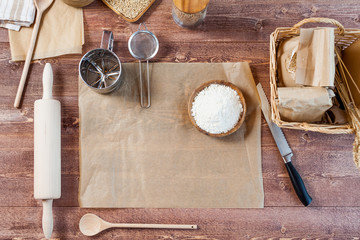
[257, 83, 312, 206]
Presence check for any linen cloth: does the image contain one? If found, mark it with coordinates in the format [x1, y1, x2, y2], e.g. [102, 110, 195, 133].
[0, 0, 35, 31]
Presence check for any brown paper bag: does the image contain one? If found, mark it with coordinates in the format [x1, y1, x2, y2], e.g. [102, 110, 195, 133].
[277, 87, 334, 122]
[296, 28, 335, 87]
[79, 62, 264, 208]
[342, 39, 360, 108]
[277, 36, 300, 87]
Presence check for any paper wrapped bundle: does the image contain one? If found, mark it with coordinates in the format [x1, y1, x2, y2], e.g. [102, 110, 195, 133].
[277, 87, 334, 122]
[277, 28, 335, 88]
[296, 28, 335, 87]
[277, 36, 300, 87]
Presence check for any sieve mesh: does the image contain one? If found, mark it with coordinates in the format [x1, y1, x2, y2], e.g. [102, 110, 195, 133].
[129, 31, 158, 60]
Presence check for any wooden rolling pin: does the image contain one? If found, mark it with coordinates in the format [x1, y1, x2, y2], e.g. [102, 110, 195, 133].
[34, 63, 61, 239]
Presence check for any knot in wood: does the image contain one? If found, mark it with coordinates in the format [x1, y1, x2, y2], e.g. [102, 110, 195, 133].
[311, 6, 318, 13]
[255, 20, 263, 31]
[280, 7, 288, 14]
[175, 52, 188, 62]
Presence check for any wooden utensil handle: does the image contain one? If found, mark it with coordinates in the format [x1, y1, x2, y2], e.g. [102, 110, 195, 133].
[42, 63, 53, 99]
[42, 200, 53, 239]
[112, 223, 198, 230]
[14, 11, 43, 108]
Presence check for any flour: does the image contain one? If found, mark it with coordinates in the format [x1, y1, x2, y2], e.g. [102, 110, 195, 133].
[191, 84, 243, 134]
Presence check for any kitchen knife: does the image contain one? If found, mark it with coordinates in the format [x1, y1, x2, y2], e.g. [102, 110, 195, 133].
[256, 83, 312, 206]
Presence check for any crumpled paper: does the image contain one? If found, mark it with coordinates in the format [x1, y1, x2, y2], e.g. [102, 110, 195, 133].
[78, 62, 264, 208]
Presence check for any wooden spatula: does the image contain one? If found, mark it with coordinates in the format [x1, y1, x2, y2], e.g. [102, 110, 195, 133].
[14, 0, 54, 108]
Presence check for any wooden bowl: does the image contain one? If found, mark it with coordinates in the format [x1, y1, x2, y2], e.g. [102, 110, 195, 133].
[188, 80, 246, 137]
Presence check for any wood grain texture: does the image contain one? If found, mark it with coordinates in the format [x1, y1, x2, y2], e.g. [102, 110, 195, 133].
[0, 0, 360, 239]
[1, 207, 360, 239]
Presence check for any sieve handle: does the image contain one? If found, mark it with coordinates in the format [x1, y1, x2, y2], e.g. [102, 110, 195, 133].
[138, 23, 149, 31]
[100, 30, 114, 51]
[146, 60, 151, 108]
[138, 60, 151, 108]
[292, 18, 345, 35]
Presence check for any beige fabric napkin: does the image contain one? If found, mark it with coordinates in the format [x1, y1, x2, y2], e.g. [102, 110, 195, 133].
[0, 0, 35, 31]
[8, 0, 84, 61]
[79, 62, 264, 208]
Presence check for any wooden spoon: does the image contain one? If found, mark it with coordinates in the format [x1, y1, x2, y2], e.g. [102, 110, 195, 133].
[79, 213, 197, 236]
[14, 0, 54, 108]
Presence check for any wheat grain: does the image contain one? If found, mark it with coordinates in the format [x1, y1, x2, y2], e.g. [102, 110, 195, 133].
[105, 0, 152, 19]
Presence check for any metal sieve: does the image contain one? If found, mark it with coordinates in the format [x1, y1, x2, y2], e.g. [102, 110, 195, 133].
[128, 23, 159, 108]
[79, 30, 122, 94]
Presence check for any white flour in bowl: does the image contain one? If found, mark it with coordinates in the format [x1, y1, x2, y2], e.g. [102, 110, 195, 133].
[191, 83, 243, 134]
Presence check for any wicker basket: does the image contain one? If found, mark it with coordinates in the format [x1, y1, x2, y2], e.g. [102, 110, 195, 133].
[270, 18, 360, 133]
[270, 18, 360, 168]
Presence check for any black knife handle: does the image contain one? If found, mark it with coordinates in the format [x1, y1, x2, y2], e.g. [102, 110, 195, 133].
[285, 162, 312, 206]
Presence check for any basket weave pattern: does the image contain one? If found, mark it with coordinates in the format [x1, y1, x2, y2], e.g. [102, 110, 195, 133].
[270, 18, 360, 168]
[270, 18, 360, 134]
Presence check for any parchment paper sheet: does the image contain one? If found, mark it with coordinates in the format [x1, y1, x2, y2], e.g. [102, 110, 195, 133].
[8, 0, 84, 61]
[79, 62, 264, 208]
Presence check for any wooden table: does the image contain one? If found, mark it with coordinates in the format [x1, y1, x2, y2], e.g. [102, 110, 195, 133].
[1, 0, 360, 239]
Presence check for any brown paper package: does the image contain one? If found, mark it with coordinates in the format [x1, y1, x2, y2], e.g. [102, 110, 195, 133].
[277, 36, 300, 87]
[296, 28, 335, 87]
[343, 39, 360, 108]
[78, 62, 264, 208]
[277, 87, 334, 123]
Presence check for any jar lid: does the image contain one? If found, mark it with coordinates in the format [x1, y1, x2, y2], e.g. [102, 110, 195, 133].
[173, 0, 209, 13]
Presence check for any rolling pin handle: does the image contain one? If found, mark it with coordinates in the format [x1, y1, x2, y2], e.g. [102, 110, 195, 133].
[42, 63, 53, 100]
[42, 199, 53, 239]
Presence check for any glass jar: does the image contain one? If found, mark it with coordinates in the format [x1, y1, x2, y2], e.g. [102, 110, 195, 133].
[61, 0, 95, 7]
[172, 0, 210, 28]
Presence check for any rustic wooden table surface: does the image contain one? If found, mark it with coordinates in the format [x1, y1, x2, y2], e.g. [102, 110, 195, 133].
[1, 0, 360, 239]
